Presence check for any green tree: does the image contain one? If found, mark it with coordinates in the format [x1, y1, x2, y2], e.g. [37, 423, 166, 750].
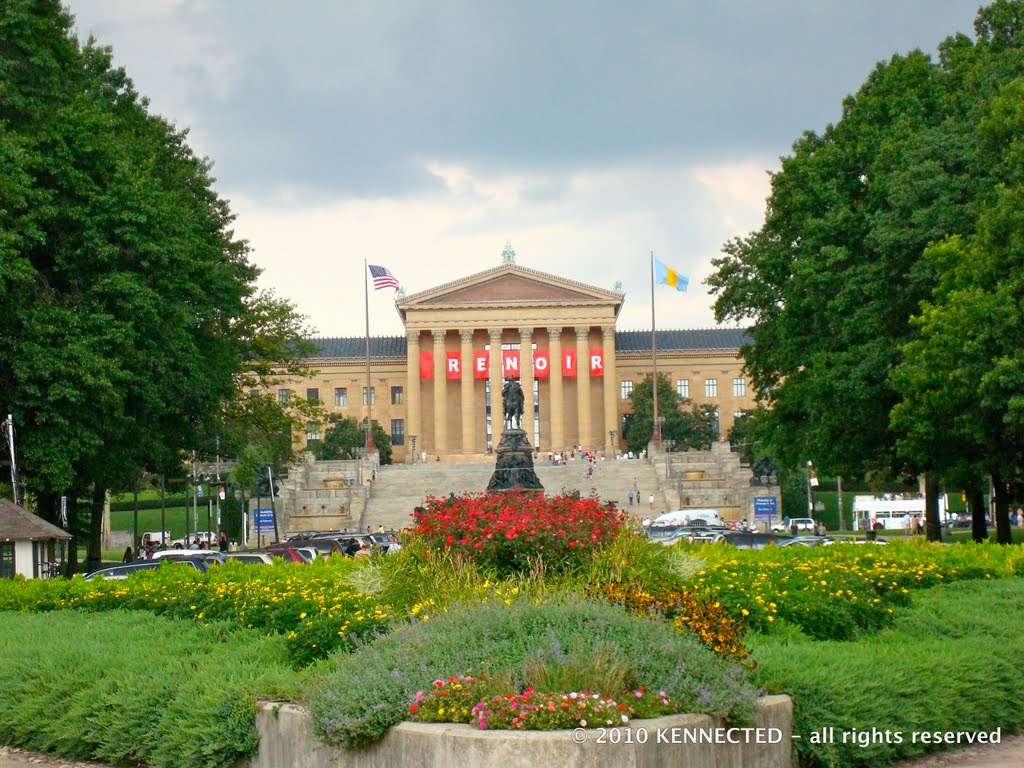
[0, 2, 312, 570]
[311, 416, 393, 465]
[707, 0, 1024, 540]
[624, 374, 718, 455]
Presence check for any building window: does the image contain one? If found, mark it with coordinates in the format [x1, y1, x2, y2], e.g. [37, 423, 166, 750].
[620, 380, 633, 399]
[391, 386, 404, 405]
[732, 377, 746, 397]
[277, 389, 291, 404]
[362, 387, 376, 406]
[391, 419, 405, 445]
[676, 379, 689, 398]
[306, 387, 319, 404]
[705, 378, 718, 398]
[0, 542, 13, 579]
[334, 387, 347, 406]
[306, 422, 321, 442]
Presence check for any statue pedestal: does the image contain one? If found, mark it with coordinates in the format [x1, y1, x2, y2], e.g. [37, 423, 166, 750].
[487, 428, 544, 491]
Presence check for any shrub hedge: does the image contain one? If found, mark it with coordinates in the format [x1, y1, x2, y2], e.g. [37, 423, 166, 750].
[751, 578, 1024, 767]
[309, 596, 758, 749]
[0, 610, 301, 768]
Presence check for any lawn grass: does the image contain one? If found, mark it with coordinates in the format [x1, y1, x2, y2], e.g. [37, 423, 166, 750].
[749, 578, 1024, 767]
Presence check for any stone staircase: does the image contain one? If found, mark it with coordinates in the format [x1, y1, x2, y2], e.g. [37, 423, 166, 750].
[361, 456, 665, 531]
[266, 456, 375, 536]
[652, 442, 776, 524]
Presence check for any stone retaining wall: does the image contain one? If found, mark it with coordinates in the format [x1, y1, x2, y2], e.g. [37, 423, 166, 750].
[242, 695, 792, 768]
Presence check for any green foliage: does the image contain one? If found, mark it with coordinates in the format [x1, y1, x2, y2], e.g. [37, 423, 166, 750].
[0, 558, 395, 667]
[308, 597, 758, 749]
[0, 610, 299, 768]
[311, 415, 393, 465]
[0, 0, 314, 555]
[625, 373, 719, 454]
[751, 578, 1024, 767]
[708, 1, 1024, 489]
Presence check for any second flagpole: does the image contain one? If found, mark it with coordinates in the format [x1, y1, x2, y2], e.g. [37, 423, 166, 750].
[363, 260, 376, 452]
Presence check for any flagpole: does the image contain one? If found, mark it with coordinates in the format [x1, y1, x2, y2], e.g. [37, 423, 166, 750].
[650, 251, 659, 453]
[363, 260, 376, 452]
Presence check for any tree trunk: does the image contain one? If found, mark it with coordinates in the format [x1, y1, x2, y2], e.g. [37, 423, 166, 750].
[969, 486, 987, 543]
[992, 471, 1013, 545]
[85, 484, 105, 572]
[924, 474, 942, 542]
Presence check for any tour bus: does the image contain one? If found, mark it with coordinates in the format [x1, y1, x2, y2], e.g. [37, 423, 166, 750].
[851, 494, 949, 531]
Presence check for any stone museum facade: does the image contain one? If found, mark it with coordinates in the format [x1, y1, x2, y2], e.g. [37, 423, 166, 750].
[274, 263, 755, 462]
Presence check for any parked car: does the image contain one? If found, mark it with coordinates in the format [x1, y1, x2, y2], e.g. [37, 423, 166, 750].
[771, 518, 815, 533]
[262, 546, 306, 563]
[224, 552, 275, 565]
[84, 557, 211, 580]
[775, 535, 834, 548]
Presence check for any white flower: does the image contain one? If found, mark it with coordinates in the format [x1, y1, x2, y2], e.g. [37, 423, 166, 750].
[580, 719, 587, 727]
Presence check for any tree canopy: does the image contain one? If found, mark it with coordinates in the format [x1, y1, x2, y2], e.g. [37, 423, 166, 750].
[624, 373, 719, 455]
[310, 416, 393, 465]
[0, 1, 313, 567]
[707, 0, 1024, 542]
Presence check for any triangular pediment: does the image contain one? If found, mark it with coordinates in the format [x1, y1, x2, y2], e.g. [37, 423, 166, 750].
[398, 264, 623, 313]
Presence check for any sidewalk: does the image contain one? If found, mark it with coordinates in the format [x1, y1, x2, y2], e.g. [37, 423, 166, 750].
[3, 735, 1023, 768]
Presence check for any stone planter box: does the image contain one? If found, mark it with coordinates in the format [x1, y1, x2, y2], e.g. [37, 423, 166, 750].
[242, 695, 791, 768]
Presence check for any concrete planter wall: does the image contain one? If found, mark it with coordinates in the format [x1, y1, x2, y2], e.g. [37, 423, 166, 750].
[242, 695, 792, 768]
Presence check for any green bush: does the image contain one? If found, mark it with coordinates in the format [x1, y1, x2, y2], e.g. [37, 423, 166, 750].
[751, 578, 1024, 767]
[0, 610, 302, 768]
[308, 596, 757, 749]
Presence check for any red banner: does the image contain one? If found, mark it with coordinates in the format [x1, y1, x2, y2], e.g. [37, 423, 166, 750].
[589, 349, 604, 376]
[533, 350, 550, 378]
[473, 351, 489, 379]
[562, 349, 576, 377]
[419, 351, 433, 379]
[502, 350, 521, 378]
[446, 352, 461, 379]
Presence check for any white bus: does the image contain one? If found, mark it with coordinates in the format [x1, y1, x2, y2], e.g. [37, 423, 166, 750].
[851, 495, 949, 531]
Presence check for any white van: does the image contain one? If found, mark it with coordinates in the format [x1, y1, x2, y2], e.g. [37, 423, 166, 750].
[649, 509, 724, 529]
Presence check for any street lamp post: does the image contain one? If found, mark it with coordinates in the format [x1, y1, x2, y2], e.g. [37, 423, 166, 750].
[410, 435, 417, 464]
[609, 430, 616, 459]
[806, 460, 814, 515]
[655, 416, 666, 454]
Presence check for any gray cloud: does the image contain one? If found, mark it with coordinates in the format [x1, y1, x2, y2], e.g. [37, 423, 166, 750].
[68, 0, 981, 202]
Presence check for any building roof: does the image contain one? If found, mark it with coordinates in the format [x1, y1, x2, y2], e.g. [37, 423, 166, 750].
[615, 328, 752, 352]
[309, 336, 408, 359]
[0, 498, 72, 541]
[304, 328, 750, 360]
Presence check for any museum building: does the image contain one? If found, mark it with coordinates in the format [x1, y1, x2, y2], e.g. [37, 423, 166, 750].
[277, 262, 754, 462]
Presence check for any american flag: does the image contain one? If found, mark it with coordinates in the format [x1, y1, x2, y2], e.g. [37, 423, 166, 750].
[368, 264, 400, 291]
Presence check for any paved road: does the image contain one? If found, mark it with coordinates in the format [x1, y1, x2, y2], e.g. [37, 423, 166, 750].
[4, 735, 1023, 768]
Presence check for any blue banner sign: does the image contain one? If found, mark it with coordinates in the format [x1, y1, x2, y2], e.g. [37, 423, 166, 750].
[254, 507, 276, 532]
[753, 496, 778, 520]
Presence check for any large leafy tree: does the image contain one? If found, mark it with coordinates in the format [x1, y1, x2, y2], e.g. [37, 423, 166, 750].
[311, 416, 393, 465]
[624, 373, 718, 455]
[707, 0, 1024, 540]
[0, 1, 311, 570]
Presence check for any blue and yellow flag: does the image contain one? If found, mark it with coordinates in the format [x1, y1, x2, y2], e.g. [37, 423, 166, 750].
[654, 258, 688, 292]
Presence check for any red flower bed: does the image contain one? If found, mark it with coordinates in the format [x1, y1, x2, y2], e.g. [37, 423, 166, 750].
[413, 492, 628, 575]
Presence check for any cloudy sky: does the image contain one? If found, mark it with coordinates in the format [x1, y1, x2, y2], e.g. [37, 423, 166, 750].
[64, 0, 981, 338]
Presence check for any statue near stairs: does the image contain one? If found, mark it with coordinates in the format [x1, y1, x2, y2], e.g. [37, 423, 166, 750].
[487, 376, 544, 491]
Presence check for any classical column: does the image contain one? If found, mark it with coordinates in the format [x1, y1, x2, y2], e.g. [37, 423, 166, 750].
[406, 331, 421, 457]
[488, 328, 503, 445]
[518, 327, 534, 442]
[548, 326, 564, 452]
[576, 326, 592, 450]
[460, 328, 476, 453]
[602, 324, 618, 456]
[432, 329, 447, 453]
